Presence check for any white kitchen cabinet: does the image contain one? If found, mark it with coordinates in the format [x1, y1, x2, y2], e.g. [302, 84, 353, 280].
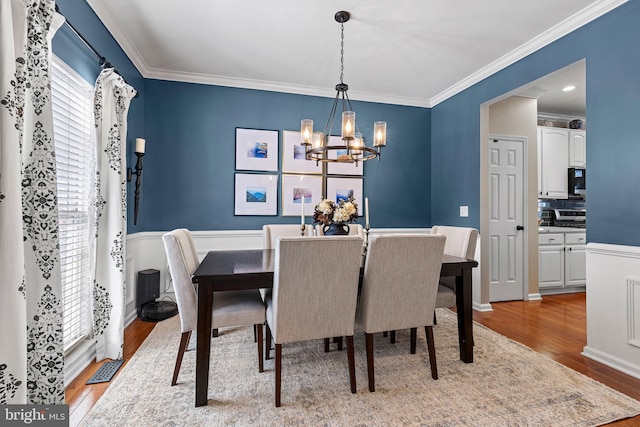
[538, 231, 586, 291]
[539, 233, 565, 289]
[569, 130, 586, 167]
[565, 233, 586, 286]
[538, 127, 569, 199]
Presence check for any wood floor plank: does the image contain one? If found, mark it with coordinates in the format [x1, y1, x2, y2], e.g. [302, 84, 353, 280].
[66, 294, 639, 426]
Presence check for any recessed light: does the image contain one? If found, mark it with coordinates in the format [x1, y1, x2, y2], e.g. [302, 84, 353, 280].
[562, 85, 576, 92]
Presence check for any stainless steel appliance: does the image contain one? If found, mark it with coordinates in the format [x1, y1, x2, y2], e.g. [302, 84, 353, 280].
[553, 208, 586, 228]
[568, 168, 586, 196]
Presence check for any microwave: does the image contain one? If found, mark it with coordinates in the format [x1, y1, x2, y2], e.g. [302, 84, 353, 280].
[568, 168, 586, 195]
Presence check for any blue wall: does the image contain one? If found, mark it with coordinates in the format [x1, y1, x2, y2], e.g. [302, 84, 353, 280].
[143, 80, 430, 231]
[51, 1, 640, 244]
[431, 1, 640, 246]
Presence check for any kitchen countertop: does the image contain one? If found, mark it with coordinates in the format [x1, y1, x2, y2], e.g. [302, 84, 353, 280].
[538, 226, 586, 233]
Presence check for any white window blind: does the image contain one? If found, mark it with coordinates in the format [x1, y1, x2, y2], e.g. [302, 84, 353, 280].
[51, 56, 95, 352]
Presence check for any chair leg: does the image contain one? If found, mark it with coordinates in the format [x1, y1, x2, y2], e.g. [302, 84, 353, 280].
[212, 328, 219, 338]
[256, 324, 264, 373]
[433, 311, 438, 325]
[337, 336, 343, 351]
[265, 324, 272, 360]
[383, 331, 388, 337]
[275, 343, 282, 407]
[365, 333, 375, 392]
[346, 335, 356, 393]
[254, 324, 257, 342]
[171, 331, 190, 386]
[390, 330, 396, 344]
[324, 338, 330, 352]
[425, 326, 438, 380]
[410, 327, 417, 354]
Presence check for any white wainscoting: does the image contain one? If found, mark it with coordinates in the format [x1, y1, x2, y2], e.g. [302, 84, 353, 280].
[582, 242, 640, 379]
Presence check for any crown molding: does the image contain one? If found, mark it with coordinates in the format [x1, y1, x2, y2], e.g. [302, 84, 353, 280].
[144, 68, 432, 107]
[89, 0, 627, 109]
[428, 0, 629, 107]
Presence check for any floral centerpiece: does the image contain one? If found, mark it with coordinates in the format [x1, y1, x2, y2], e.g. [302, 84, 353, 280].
[313, 197, 359, 235]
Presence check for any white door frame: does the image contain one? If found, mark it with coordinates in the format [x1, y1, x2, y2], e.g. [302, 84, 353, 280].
[487, 133, 529, 302]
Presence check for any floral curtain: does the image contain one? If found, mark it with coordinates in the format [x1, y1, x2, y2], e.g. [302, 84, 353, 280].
[91, 68, 136, 361]
[0, 0, 65, 404]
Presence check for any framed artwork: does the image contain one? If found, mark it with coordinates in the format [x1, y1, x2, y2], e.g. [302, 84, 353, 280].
[326, 177, 363, 214]
[281, 130, 322, 174]
[281, 174, 323, 216]
[234, 173, 278, 216]
[326, 135, 364, 176]
[235, 128, 279, 171]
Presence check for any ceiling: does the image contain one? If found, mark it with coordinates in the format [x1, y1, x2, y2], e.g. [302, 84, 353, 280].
[85, 0, 622, 111]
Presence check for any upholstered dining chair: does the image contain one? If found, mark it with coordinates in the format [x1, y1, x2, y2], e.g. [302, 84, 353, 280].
[263, 224, 311, 248]
[264, 235, 363, 407]
[356, 234, 446, 392]
[314, 223, 365, 237]
[162, 228, 266, 386]
[430, 226, 478, 318]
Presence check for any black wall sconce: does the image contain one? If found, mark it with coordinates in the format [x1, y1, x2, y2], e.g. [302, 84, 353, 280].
[127, 138, 145, 225]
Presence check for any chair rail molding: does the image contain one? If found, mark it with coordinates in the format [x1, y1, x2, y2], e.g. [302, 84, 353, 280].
[582, 242, 640, 380]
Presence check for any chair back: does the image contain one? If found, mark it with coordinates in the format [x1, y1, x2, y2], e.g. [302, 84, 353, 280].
[358, 234, 446, 333]
[270, 236, 363, 344]
[431, 225, 478, 260]
[263, 224, 310, 249]
[314, 223, 365, 237]
[162, 228, 199, 333]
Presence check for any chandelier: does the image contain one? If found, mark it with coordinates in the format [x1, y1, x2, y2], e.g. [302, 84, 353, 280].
[301, 11, 386, 164]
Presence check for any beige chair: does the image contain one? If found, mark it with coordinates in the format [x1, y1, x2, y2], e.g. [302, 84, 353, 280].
[264, 236, 363, 407]
[430, 226, 478, 313]
[357, 234, 446, 392]
[162, 228, 266, 386]
[315, 223, 364, 237]
[263, 224, 311, 248]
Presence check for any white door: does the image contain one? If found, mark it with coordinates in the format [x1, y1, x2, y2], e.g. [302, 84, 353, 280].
[489, 137, 525, 301]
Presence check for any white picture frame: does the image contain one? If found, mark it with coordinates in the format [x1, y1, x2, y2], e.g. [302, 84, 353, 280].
[326, 177, 363, 216]
[281, 174, 323, 216]
[282, 130, 323, 174]
[326, 135, 364, 176]
[234, 173, 278, 216]
[235, 128, 279, 172]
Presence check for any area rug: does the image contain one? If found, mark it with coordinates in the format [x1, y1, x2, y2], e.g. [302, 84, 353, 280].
[80, 309, 640, 426]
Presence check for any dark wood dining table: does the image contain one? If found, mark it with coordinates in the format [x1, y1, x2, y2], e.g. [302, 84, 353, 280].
[191, 248, 478, 407]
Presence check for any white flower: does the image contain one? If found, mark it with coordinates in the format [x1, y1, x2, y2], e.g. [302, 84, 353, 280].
[317, 199, 334, 215]
[333, 207, 351, 223]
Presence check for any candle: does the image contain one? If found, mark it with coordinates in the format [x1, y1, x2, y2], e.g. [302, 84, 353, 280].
[365, 197, 370, 226]
[135, 138, 146, 154]
[300, 193, 305, 226]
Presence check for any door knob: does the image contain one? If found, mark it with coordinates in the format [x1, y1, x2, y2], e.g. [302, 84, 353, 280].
[516, 225, 525, 231]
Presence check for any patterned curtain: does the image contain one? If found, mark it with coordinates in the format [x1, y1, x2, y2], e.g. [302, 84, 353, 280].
[91, 68, 136, 361]
[0, 0, 65, 404]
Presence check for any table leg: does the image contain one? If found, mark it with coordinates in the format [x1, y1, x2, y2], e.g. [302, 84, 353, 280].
[195, 283, 213, 406]
[455, 267, 474, 363]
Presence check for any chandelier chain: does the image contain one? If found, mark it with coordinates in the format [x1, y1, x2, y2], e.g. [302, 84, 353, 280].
[340, 22, 344, 84]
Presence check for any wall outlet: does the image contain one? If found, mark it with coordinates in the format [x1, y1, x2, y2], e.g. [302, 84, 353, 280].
[460, 206, 469, 217]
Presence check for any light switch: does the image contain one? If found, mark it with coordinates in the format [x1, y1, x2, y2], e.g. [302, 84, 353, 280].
[460, 206, 469, 217]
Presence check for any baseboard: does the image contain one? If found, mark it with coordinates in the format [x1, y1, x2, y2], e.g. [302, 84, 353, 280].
[473, 302, 493, 312]
[527, 293, 542, 301]
[582, 345, 640, 380]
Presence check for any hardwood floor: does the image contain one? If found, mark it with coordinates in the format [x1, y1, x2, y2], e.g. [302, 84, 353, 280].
[66, 293, 640, 426]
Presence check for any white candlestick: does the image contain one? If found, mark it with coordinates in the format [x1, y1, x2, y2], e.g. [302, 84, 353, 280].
[300, 194, 305, 226]
[135, 138, 146, 154]
[365, 197, 370, 226]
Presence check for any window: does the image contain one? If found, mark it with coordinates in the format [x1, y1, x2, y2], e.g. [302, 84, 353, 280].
[51, 55, 95, 352]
